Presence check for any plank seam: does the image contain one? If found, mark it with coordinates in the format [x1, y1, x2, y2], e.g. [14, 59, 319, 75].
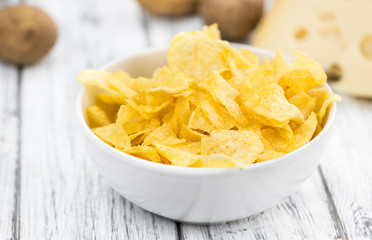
[318, 167, 348, 240]
[140, 8, 150, 47]
[12, 66, 22, 240]
[176, 222, 183, 240]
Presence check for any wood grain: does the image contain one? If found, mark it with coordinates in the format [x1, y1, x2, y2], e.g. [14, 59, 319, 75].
[0, 63, 19, 240]
[320, 93, 372, 239]
[180, 172, 341, 240]
[17, 0, 176, 239]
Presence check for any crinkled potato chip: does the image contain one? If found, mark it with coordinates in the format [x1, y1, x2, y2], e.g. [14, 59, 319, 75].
[87, 105, 111, 128]
[153, 143, 199, 167]
[79, 25, 340, 168]
[244, 84, 304, 128]
[123, 146, 162, 163]
[179, 125, 205, 142]
[142, 123, 186, 146]
[199, 71, 245, 124]
[289, 91, 316, 120]
[308, 87, 341, 127]
[167, 24, 228, 83]
[190, 154, 244, 168]
[93, 124, 130, 150]
[188, 103, 215, 133]
[201, 130, 264, 165]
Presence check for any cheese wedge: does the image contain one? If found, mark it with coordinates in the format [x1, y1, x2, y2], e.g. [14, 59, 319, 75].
[252, 0, 372, 97]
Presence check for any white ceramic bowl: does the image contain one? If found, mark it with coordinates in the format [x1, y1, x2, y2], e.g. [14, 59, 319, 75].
[77, 44, 337, 223]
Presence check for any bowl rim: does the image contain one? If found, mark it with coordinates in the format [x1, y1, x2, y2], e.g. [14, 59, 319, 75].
[76, 45, 337, 177]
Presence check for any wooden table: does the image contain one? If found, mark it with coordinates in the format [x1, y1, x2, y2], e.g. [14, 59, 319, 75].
[1, 0, 372, 239]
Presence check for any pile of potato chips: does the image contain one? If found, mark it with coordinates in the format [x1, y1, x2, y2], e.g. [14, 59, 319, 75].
[78, 25, 341, 168]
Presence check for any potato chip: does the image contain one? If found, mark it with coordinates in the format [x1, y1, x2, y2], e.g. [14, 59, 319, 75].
[243, 84, 304, 127]
[93, 124, 130, 150]
[123, 146, 162, 163]
[174, 141, 202, 154]
[201, 130, 264, 164]
[79, 25, 339, 168]
[106, 71, 138, 100]
[153, 143, 199, 167]
[190, 154, 244, 168]
[288, 91, 316, 120]
[167, 25, 228, 83]
[142, 123, 186, 146]
[200, 98, 236, 130]
[308, 87, 341, 126]
[199, 71, 245, 124]
[168, 98, 191, 134]
[129, 129, 153, 146]
[240, 49, 260, 67]
[239, 64, 276, 102]
[179, 125, 205, 142]
[278, 51, 327, 97]
[257, 150, 284, 162]
[188, 103, 215, 133]
[150, 66, 193, 95]
[286, 112, 318, 152]
[86, 105, 111, 128]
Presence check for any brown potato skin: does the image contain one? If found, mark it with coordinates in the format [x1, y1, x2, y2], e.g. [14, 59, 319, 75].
[199, 0, 264, 40]
[137, 0, 197, 16]
[0, 4, 57, 65]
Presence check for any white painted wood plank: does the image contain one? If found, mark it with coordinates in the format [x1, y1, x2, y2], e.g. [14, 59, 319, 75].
[0, 62, 19, 240]
[18, 0, 176, 239]
[320, 93, 372, 239]
[0, 1, 22, 238]
[180, 171, 340, 240]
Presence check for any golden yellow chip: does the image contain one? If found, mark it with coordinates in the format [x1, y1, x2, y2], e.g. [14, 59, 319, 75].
[167, 25, 227, 83]
[239, 64, 276, 102]
[86, 105, 111, 128]
[288, 91, 316, 120]
[244, 84, 304, 127]
[257, 150, 284, 162]
[188, 103, 214, 133]
[168, 98, 191, 134]
[142, 123, 186, 146]
[278, 51, 327, 97]
[286, 112, 318, 152]
[93, 124, 130, 150]
[308, 87, 341, 126]
[151, 66, 193, 95]
[179, 125, 205, 142]
[107, 71, 138, 100]
[123, 146, 162, 163]
[200, 98, 236, 130]
[190, 154, 244, 168]
[199, 71, 245, 124]
[153, 143, 199, 167]
[174, 141, 202, 155]
[201, 130, 264, 165]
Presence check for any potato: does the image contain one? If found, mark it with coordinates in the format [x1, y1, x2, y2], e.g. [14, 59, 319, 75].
[199, 0, 263, 40]
[137, 0, 197, 16]
[0, 4, 57, 65]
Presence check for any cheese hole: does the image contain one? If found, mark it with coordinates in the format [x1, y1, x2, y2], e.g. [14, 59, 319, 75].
[294, 28, 307, 40]
[360, 34, 372, 60]
[319, 26, 341, 42]
[319, 12, 335, 22]
[327, 63, 342, 82]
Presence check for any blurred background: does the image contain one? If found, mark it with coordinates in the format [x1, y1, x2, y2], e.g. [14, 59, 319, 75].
[0, 0, 371, 96]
